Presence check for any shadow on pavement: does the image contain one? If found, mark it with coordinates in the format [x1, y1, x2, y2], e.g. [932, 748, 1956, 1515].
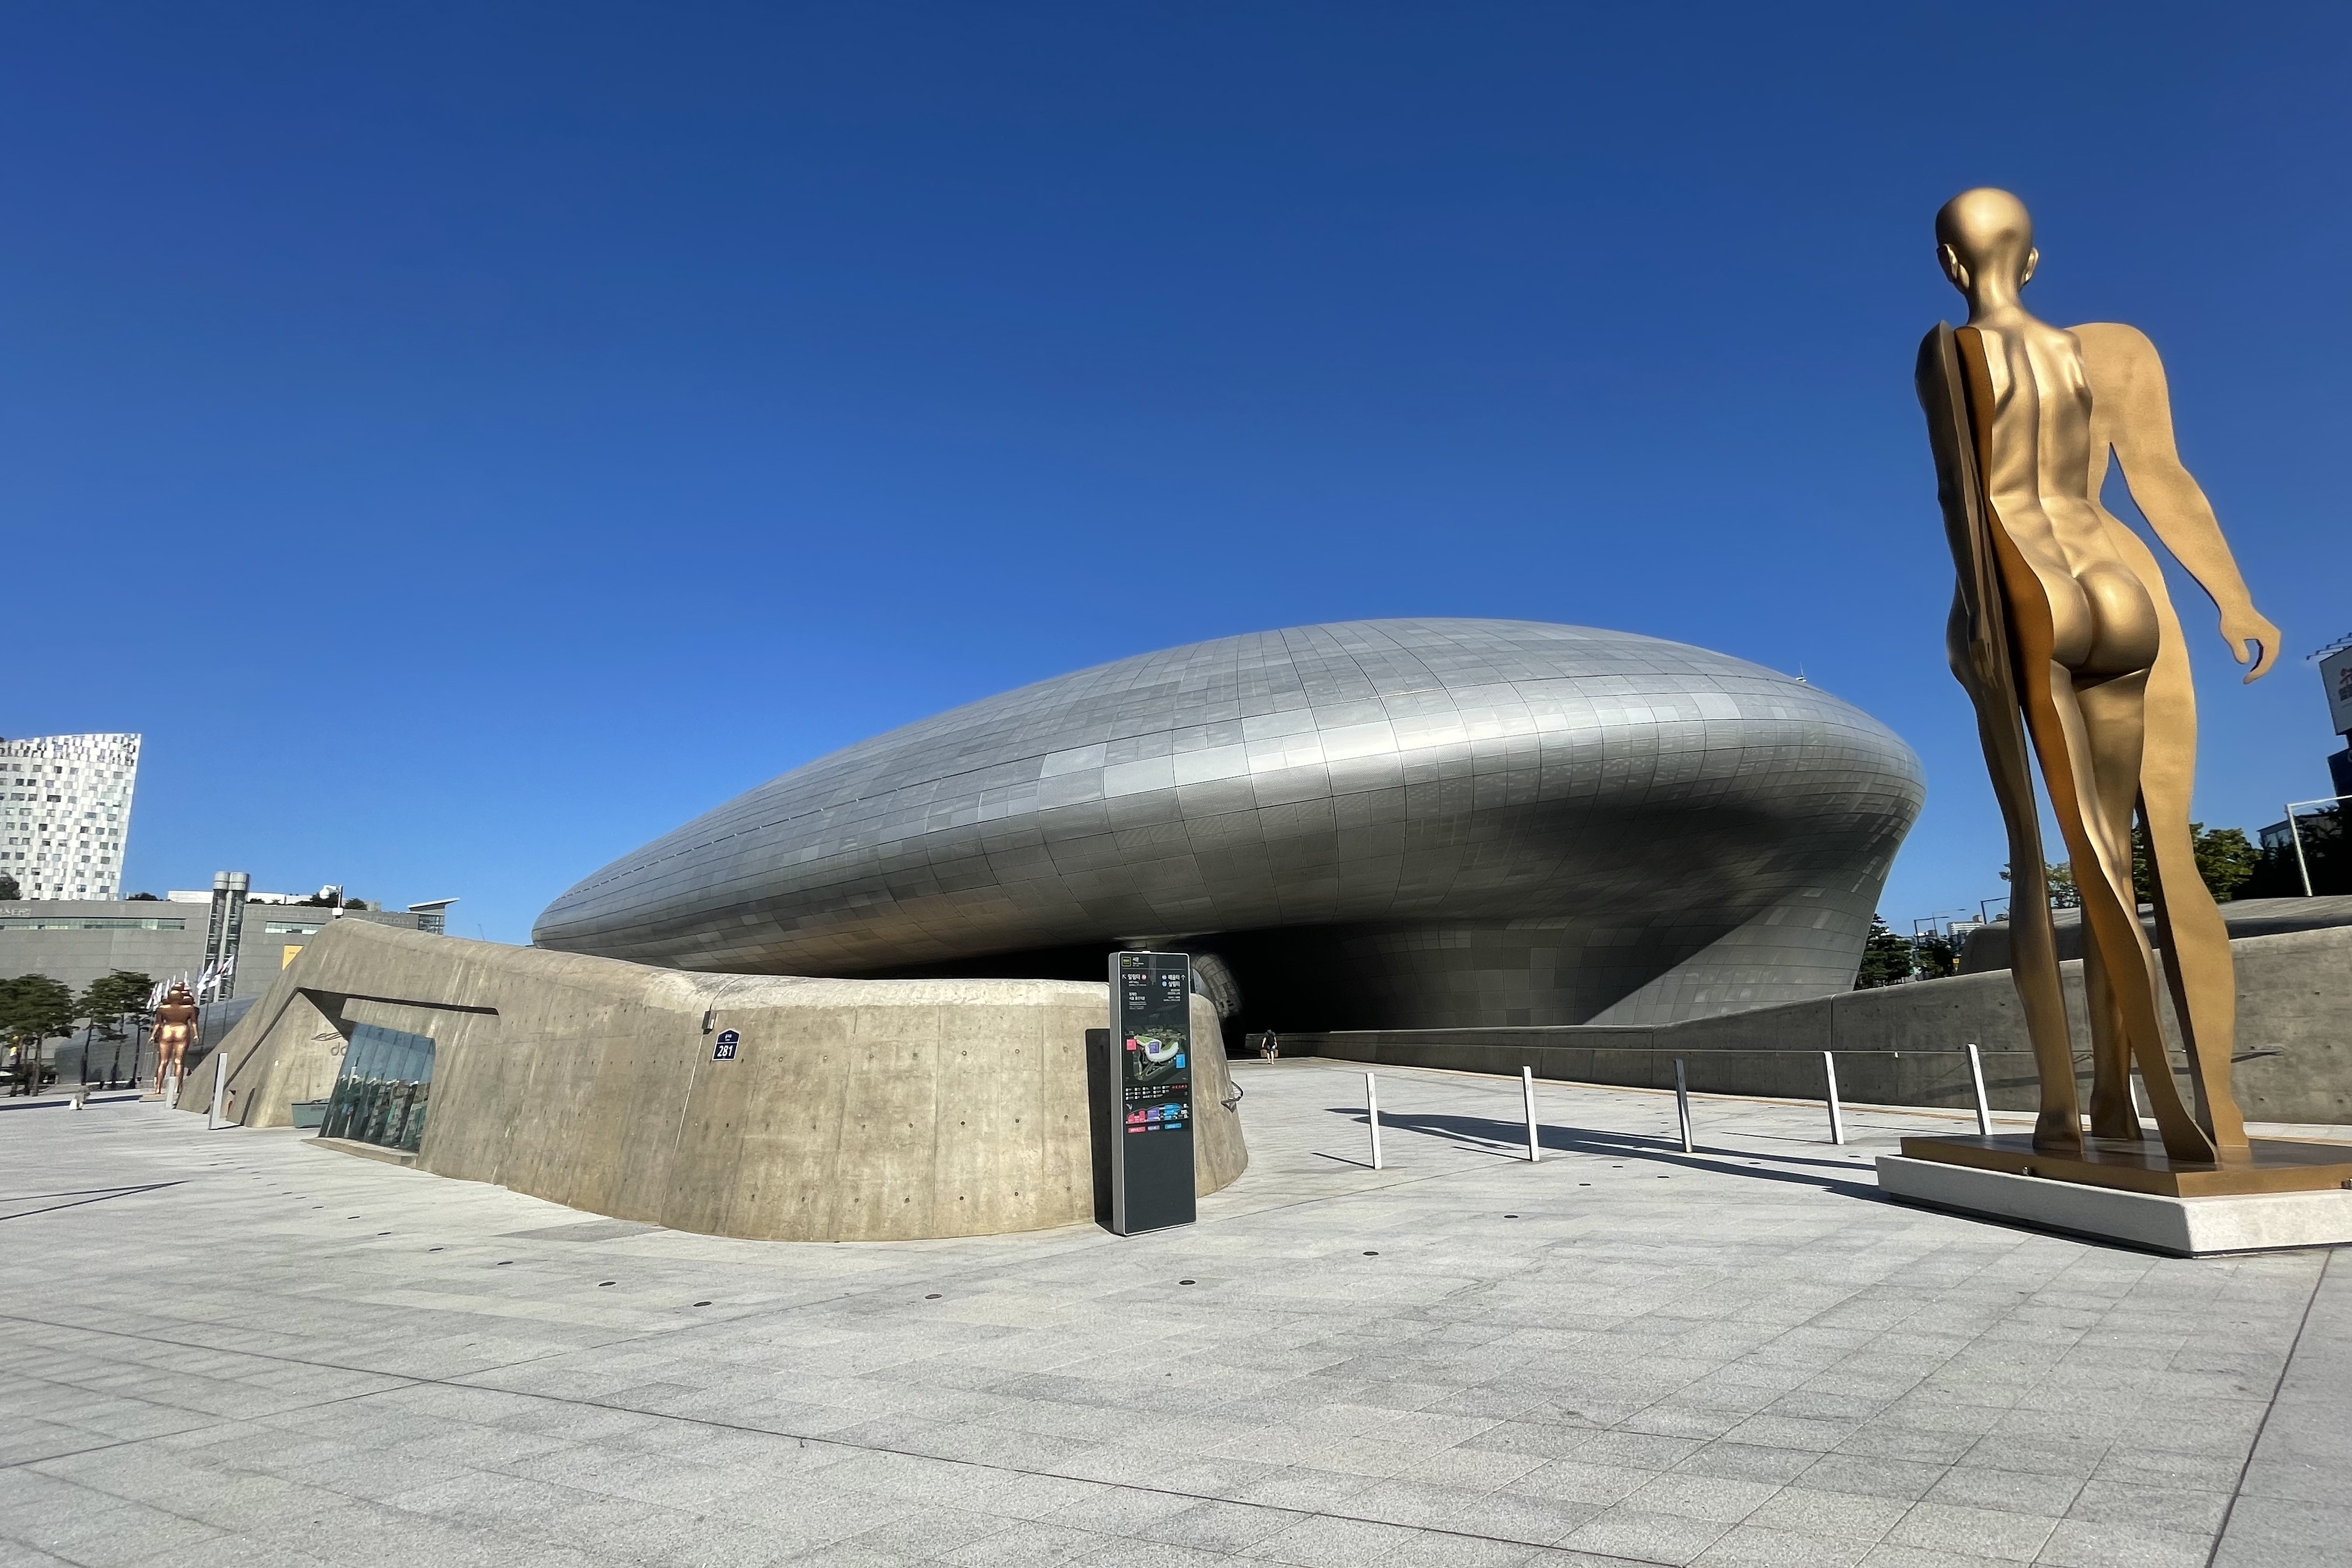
[1319, 1105, 1882, 1195]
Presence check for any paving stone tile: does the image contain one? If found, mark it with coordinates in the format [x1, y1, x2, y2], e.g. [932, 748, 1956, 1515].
[1040, 1485, 1213, 1537]
[1919, 1466, 2080, 1518]
[2060, 1478, 2229, 1535]
[1672, 1444, 1818, 1486]
[1222, 1466, 1379, 1513]
[1241, 1512, 1420, 1566]
[1741, 1486, 1908, 1543]
[1348, 1478, 1505, 1532]
[1690, 1522, 1872, 1567]
[1797, 1454, 1948, 1502]
[1882, 1501, 2056, 1563]
[1556, 1506, 1733, 1566]
[944, 1520, 1110, 1566]
[1854, 1544, 2024, 1567]
[1075, 1538, 1251, 1568]
[1621, 1471, 1780, 1524]
[1564, 1431, 1702, 1471]
[1433, 1489, 1598, 1546]
[1505, 1461, 1657, 1508]
[1135, 1500, 1299, 1553]
[2208, 1496, 2352, 1568]
[2035, 1518, 2215, 1568]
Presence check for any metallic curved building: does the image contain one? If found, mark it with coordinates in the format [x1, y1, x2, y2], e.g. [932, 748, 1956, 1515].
[535, 620, 1924, 1030]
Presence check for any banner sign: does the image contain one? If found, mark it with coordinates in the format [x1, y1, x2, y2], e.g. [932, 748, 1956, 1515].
[2324, 648, 2352, 741]
[1104, 950, 1197, 1234]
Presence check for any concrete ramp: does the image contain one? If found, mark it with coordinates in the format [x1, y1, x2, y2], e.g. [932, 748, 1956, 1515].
[181, 921, 1246, 1242]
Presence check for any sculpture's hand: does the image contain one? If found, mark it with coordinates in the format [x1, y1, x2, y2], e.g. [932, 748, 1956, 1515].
[2221, 604, 2281, 682]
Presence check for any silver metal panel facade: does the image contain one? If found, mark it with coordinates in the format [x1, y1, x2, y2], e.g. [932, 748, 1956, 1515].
[534, 620, 1925, 1027]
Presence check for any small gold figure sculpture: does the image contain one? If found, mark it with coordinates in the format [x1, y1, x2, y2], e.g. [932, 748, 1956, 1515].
[149, 981, 199, 1101]
[1916, 188, 2281, 1167]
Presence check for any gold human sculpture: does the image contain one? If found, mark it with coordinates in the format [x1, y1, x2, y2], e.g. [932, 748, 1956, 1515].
[1912, 188, 2347, 1190]
[149, 981, 198, 1101]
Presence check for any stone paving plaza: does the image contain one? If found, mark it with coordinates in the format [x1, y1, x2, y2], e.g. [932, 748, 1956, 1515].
[3, 1059, 2346, 1568]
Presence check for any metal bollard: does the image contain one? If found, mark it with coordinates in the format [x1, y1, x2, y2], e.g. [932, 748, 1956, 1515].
[1822, 1051, 1845, 1146]
[1672, 1058, 1693, 1153]
[1965, 1042, 1993, 1136]
[1365, 1071, 1384, 1170]
[1521, 1066, 1540, 1163]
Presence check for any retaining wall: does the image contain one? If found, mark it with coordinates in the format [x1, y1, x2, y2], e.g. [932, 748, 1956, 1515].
[1278, 926, 2352, 1125]
[181, 921, 1247, 1241]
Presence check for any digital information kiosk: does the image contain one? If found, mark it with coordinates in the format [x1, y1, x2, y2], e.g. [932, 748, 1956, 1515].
[1097, 950, 1197, 1235]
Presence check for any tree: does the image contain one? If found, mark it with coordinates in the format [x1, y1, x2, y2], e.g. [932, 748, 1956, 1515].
[2246, 807, 2350, 898]
[0, 874, 18, 901]
[1913, 932, 1960, 979]
[2192, 826, 2259, 902]
[2001, 860, 2080, 909]
[1854, 916, 1913, 988]
[342, 899, 370, 911]
[0, 975, 74, 1042]
[0, 974, 76, 1094]
[2122, 821, 2260, 904]
[78, 971, 154, 1023]
[125, 891, 159, 901]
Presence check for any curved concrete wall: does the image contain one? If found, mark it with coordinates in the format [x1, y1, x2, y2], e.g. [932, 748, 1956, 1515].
[187, 921, 1246, 1242]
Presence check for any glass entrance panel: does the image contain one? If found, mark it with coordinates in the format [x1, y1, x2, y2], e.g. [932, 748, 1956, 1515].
[323, 1024, 436, 1152]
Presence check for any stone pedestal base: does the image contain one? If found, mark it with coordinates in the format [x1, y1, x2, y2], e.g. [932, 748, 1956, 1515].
[1876, 1155, 2352, 1255]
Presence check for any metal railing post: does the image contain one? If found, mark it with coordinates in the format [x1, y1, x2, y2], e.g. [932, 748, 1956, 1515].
[1365, 1071, 1384, 1170]
[1672, 1059, 1693, 1153]
[1822, 1051, 1845, 1146]
[1521, 1066, 1540, 1163]
[1965, 1042, 1993, 1136]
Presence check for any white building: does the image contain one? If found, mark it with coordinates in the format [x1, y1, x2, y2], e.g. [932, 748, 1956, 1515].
[0, 733, 141, 901]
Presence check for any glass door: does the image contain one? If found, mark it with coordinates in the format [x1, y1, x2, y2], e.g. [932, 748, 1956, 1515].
[321, 1024, 436, 1152]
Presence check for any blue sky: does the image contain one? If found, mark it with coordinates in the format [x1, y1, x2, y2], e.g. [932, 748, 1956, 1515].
[4, 2, 2345, 943]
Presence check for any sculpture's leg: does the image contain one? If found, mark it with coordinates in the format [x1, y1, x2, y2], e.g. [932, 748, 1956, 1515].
[1982, 704, 2084, 1152]
[1949, 598, 2080, 1150]
[2099, 528, 2246, 1147]
[2081, 938, 2138, 1139]
[2144, 836, 2245, 1147]
[2137, 642, 2249, 1149]
[2035, 663, 2211, 1159]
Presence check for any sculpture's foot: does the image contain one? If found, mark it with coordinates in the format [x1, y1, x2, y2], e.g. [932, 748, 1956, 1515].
[2087, 1090, 2139, 1142]
[2032, 1110, 2084, 1154]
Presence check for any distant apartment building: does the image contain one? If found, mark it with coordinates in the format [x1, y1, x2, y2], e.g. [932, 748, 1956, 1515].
[0, 733, 140, 900]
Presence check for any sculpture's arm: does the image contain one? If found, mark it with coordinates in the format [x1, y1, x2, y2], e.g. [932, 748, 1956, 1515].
[2077, 321, 2280, 680]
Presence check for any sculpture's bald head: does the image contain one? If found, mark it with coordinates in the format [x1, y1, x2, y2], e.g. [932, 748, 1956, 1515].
[1936, 187, 2037, 300]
